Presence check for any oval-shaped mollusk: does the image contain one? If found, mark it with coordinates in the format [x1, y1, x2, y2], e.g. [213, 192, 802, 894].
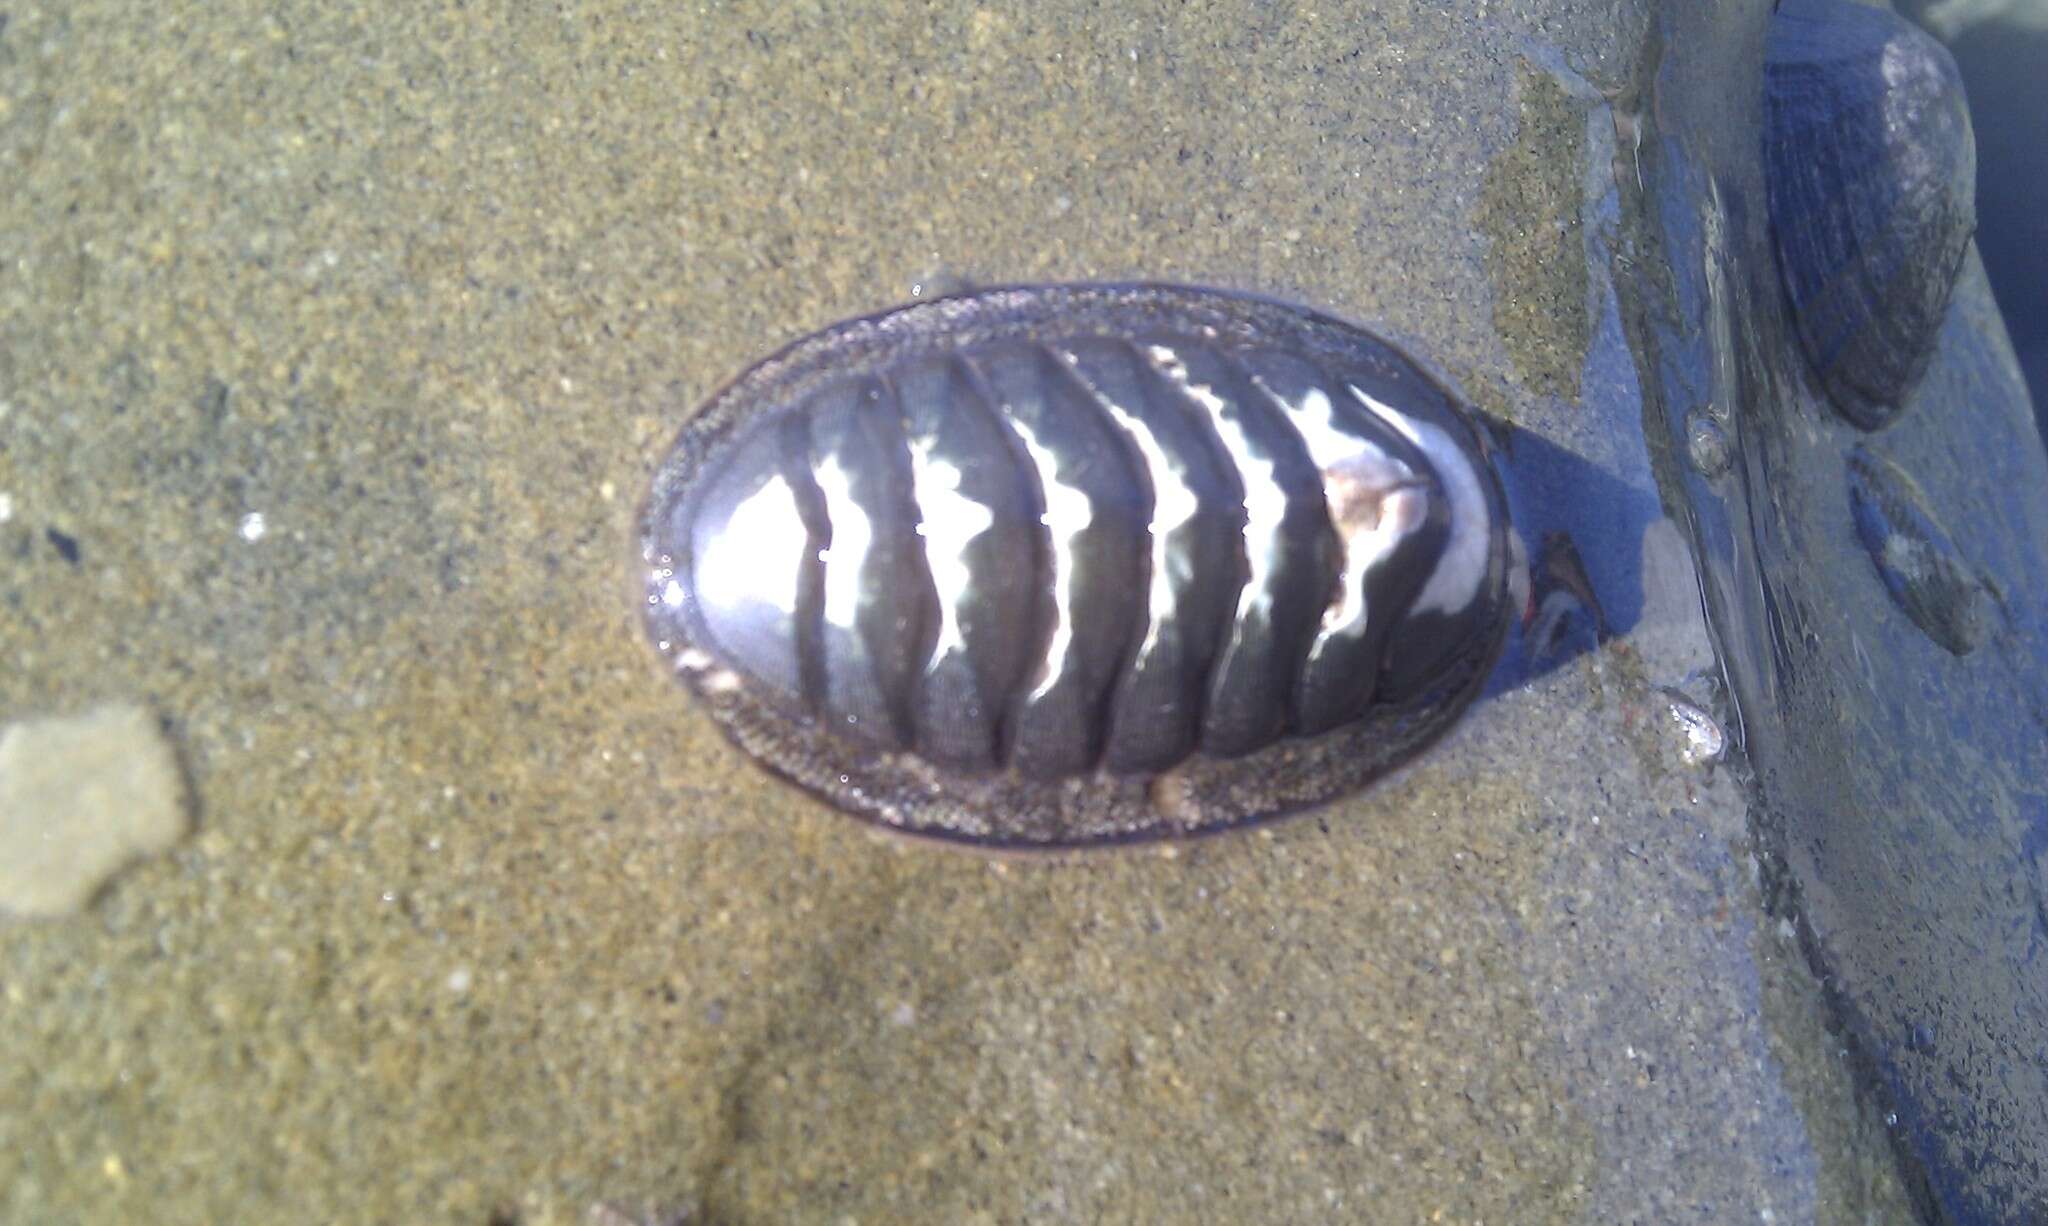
[1846, 445, 1992, 656]
[1763, 0, 1976, 431]
[638, 284, 1513, 848]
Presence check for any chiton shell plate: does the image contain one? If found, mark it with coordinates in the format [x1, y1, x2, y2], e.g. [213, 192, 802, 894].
[638, 284, 1513, 848]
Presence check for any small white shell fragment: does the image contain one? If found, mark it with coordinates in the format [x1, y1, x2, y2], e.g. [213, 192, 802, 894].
[1662, 689, 1727, 768]
[0, 702, 191, 918]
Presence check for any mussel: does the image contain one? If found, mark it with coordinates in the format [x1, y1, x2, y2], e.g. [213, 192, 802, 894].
[1764, 0, 1977, 430]
[1846, 445, 1993, 656]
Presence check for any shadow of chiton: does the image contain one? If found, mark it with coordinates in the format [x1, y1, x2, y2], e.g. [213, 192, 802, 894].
[637, 284, 1514, 849]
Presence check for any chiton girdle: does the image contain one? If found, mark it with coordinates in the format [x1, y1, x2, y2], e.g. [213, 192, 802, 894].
[638, 284, 1514, 848]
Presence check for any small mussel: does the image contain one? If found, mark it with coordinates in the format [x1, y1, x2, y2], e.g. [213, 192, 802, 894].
[1763, 0, 1976, 431]
[638, 284, 1514, 848]
[1846, 445, 1993, 656]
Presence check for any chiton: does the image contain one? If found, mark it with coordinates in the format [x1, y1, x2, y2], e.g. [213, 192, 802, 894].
[638, 284, 1513, 848]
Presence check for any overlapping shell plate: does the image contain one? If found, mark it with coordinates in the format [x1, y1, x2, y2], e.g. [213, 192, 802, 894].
[638, 284, 1513, 848]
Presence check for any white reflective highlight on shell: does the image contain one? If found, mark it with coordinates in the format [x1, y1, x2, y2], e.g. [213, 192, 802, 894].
[1256, 380, 1424, 635]
[1352, 385, 1488, 617]
[1146, 343, 1288, 630]
[1005, 411, 1092, 702]
[1667, 691, 1727, 767]
[1324, 464, 1432, 637]
[695, 473, 806, 619]
[812, 452, 871, 633]
[1066, 353, 1201, 658]
[906, 434, 996, 659]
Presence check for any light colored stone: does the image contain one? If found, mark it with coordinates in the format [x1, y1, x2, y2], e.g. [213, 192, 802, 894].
[0, 703, 189, 918]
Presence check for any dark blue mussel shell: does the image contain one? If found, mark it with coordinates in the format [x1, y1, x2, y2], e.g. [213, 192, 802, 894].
[1764, 0, 1976, 430]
